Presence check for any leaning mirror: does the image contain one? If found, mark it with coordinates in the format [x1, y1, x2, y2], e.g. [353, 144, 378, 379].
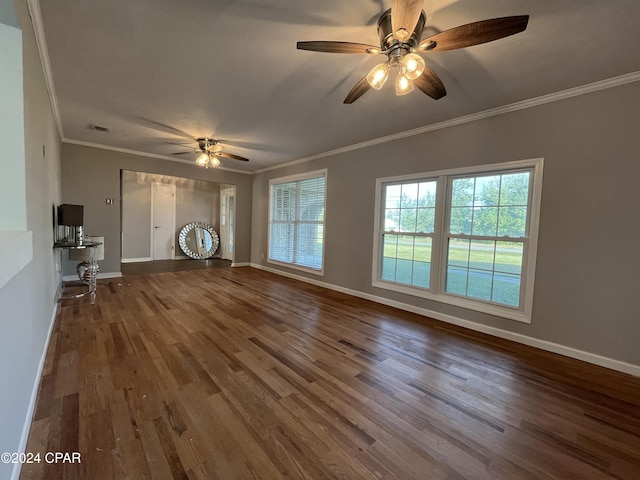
[178, 222, 219, 259]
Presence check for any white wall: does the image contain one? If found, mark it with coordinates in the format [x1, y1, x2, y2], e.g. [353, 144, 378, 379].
[0, 1, 62, 479]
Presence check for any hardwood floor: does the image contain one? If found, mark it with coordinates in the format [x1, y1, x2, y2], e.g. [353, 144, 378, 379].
[21, 267, 640, 479]
[121, 258, 232, 276]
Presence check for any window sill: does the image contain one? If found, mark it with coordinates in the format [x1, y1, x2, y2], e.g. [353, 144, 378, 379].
[267, 259, 324, 276]
[372, 279, 531, 324]
[0, 230, 33, 290]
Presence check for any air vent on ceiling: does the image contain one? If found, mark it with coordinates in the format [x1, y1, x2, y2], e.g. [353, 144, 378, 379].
[88, 124, 109, 132]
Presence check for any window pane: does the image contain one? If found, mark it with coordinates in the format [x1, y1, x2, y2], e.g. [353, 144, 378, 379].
[471, 207, 498, 236]
[500, 172, 530, 205]
[446, 266, 468, 296]
[418, 181, 437, 208]
[412, 262, 430, 288]
[416, 207, 435, 233]
[269, 223, 293, 262]
[399, 208, 417, 233]
[492, 272, 521, 307]
[381, 256, 397, 282]
[497, 206, 527, 237]
[396, 258, 413, 284]
[451, 178, 474, 206]
[296, 223, 323, 269]
[401, 183, 419, 208]
[467, 269, 492, 301]
[412, 237, 432, 288]
[495, 242, 523, 274]
[448, 238, 470, 267]
[383, 234, 398, 259]
[381, 234, 433, 289]
[397, 235, 414, 260]
[449, 207, 472, 234]
[469, 240, 495, 270]
[475, 175, 500, 206]
[385, 209, 400, 231]
[381, 234, 398, 281]
[385, 184, 402, 209]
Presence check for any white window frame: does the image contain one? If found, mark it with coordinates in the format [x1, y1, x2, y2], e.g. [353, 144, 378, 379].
[268, 169, 327, 275]
[372, 158, 543, 323]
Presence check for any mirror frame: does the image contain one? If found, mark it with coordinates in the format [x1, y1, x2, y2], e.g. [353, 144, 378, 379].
[178, 222, 219, 259]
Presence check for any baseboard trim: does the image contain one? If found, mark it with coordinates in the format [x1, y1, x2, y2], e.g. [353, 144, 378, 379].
[250, 263, 640, 378]
[63, 272, 122, 282]
[231, 262, 250, 268]
[121, 257, 152, 263]
[11, 303, 59, 480]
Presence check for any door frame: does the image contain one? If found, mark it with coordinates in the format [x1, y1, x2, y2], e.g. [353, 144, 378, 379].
[150, 182, 176, 260]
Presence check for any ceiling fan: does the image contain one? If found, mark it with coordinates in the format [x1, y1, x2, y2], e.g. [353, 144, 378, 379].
[165, 138, 249, 168]
[297, 0, 529, 104]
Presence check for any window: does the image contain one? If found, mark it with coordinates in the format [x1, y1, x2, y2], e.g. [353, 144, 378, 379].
[373, 159, 543, 322]
[269, 170, 327, 274]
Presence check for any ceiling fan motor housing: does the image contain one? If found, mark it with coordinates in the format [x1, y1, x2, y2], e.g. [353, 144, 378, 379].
[378, 8, 426, 53]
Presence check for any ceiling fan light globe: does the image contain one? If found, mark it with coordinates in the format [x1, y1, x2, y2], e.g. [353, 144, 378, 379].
[210, 156, 221, 167]
[395, 72, 414, 96]
[402, 53, 425, 80]
[196, 153, 209, 166]
[367, 62, 390, 90]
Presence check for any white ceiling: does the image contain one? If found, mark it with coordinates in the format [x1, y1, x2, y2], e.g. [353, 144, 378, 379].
[35, 0, 640, 173]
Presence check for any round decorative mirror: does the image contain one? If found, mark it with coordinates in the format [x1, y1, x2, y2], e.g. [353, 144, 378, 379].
[178, 222, 219, 259]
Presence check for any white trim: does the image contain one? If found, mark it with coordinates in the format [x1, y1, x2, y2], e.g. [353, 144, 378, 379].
[63, 271, 122, 282]
[0, 230, 33, 289]
[120, 257, 152, 263]
[250, 263, 640, 378]
[10, 304, 58, 480]
[26, 0, 64, 138]
[62, 139, 252, 175]
[231, 262, 250, 267]
[253, 72, 640, 174]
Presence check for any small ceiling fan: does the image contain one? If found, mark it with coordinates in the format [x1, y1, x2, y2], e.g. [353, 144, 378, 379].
[165, 138, 249, 168]
[297, 0, 529, 103]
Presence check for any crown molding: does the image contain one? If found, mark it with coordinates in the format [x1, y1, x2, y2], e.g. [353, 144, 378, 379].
[26, 0, 63, 138]
[254, 71, 640, 174]
[62, 139, 252, 175]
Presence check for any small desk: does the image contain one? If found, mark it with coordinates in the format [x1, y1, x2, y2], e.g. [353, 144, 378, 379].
[54, 241, 102, 304]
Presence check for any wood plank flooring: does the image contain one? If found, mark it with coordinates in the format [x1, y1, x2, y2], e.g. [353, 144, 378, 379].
[21, 267, 640, 479]
[121, 258, 232, 276]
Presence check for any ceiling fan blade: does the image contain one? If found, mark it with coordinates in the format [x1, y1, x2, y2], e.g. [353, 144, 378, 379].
[414, 66, 447, 100]
[418, 15, 529, 52]
[297, 41, 382, 54]
[171, 151, 197, 155]
[164, 141, 194, 147]
[391, 0, 424, 41]
[216, 151, 249, 162]
[343, 75, 372, 104]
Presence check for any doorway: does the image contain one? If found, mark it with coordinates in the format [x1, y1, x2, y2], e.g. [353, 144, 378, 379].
[219, 187, 236, 261]
[151, 182, 176, 260]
